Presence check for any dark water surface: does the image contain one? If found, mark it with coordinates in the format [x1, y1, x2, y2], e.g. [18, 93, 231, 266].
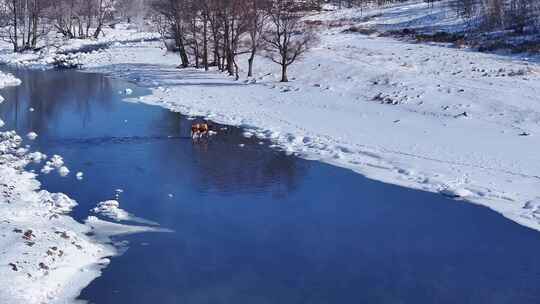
[1, 67, 540, 304]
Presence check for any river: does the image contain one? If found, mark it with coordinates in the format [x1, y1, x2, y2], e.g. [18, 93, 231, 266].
[1, 67, 539, 304]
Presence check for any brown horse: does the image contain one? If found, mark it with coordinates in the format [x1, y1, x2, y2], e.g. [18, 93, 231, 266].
[191, 123, 210, 138]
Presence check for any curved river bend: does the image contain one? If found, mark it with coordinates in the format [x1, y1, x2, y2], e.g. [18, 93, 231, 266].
[1, 67, 540, 304]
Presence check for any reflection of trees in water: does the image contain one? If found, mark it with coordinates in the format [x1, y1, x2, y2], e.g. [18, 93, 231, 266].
[146, 107, 185, 136]
[156, 114, 309, 197]
[0, 68, 114, 132]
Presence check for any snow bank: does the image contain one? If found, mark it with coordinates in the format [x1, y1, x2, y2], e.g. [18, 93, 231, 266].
[0, 72, 170, 303]
[0, 24, 159, 69]
[0, 71, 22, 87]
[0, 118, 110, 303]
[0, 129, 168, 304]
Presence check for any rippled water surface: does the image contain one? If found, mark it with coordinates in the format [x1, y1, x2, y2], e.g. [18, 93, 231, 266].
[1, 67, 540, 304]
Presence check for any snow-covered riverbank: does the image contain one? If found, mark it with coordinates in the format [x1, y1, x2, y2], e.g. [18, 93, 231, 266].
[1, 0, 539, 244]
[0, 71, 169, 303]
[71, 17, 540, 232]
[0, 24, 158, 68]
[0, 72, 107, 303]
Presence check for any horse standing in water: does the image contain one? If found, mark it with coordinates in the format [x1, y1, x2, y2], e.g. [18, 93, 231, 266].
[191, 123, 210, 139]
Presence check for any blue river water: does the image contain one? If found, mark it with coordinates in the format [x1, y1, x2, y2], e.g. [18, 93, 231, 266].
[1, 67, 539, 304]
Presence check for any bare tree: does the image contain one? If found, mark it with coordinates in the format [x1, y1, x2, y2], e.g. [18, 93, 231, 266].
[148, 0, 318, 81]
[246, 0, 269, 77]
[92, 0, 114, 38]
[151, 0, 190, 67]
[264, 0, 316, 82]
[47, 0, 114, 39]
[0, 0, 52, 51]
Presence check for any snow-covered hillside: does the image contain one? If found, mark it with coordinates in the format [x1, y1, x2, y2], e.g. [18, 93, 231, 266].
[317, 0, 470, 33]
[317, 0, 540, 52]
[1, 1, 539, 234]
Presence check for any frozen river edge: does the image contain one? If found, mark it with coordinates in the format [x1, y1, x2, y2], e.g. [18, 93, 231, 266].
[0, 70, 169, 304]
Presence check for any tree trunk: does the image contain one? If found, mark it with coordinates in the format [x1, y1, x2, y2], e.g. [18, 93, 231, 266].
[93, 0, 104, 38]
[203, 18, 209, 71]
[281, 64, 288, 82]
[26, 0, 32, 48]
[177, 38, 189, 68]
[12, 0, 18, 52]
[86, 17, 91, 38]
[234, 59, 239, 81]
[174, 20, 189, 68]
[31, 13, 38, 49]
[192, 20, 199, 69]
[93, 23, 103, 39]
[210, 20, 219, 68]
[194, 45, 199, 69]
[31, 0, 38, 49]
[227, 52, 234, 76]
[224, 20, 234, 76]
[248, 49, 255, 77]
[79, 19, 84, 38]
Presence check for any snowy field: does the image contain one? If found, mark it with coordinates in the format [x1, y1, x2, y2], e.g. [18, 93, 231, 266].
[1, 1, 536, 233]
